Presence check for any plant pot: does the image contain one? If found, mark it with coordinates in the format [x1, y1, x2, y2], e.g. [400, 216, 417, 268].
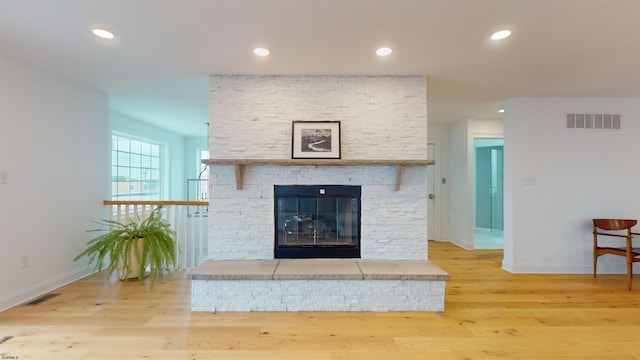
[118, 238, 150, 280]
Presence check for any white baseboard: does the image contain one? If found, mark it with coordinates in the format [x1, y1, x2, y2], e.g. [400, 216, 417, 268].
[0, 267, 94, 312]
[448, 239, 473, 250]
[503, 262, 638, 274]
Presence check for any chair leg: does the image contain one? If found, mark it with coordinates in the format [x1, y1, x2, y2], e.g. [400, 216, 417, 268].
[593, 230, 598, 278]
[627, 256, 633, 290]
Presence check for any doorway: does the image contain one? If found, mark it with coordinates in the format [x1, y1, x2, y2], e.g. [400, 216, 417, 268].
[474, 138, 504, 249]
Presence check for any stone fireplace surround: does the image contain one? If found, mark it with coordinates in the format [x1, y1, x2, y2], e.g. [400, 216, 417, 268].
[205, 161, 430, 260]
[189, 75, 449, 312]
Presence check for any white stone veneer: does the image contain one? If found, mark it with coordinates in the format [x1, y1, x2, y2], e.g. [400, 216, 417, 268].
[199, 75, 437, 311]
[208, 164, 427, 260]
[192, 279, 446, 312]
[208, 75, 428, 261]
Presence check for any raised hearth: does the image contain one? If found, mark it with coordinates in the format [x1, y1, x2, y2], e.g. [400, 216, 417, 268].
[189, 259, 449, 312]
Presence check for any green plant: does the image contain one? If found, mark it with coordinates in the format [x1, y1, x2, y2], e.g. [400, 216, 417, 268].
[74, 205, 177, 287]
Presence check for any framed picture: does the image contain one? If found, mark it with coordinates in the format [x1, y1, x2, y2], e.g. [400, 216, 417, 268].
[291, 121, 341, 159]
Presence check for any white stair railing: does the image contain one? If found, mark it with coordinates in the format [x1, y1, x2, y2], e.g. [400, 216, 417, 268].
[103, 200, 209, 269]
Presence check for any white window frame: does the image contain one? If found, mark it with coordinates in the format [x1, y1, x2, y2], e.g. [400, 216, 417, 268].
[110, 132, 167, 200]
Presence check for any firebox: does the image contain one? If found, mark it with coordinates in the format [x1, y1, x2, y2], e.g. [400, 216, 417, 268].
[274, 185, 361, 258]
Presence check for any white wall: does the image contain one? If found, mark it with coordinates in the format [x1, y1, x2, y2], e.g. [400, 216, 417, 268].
[448, 119, 470, 248]
[0, 54, 109, 311]
[504, 97, 640, 273]
[110, 112, 187, 200]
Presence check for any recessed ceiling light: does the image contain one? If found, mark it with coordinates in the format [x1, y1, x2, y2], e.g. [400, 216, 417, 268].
[490, 30, 511, 41]
[376, 47, 392, 56]
[498, 108, 505, 113]
[254, 48, 270, 57]
[92, 28, 114, 39]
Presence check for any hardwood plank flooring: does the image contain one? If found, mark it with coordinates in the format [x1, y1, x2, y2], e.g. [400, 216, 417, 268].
[1, 241, 639, 359]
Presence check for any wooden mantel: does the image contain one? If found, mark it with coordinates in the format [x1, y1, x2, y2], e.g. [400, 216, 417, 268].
[201, 159, 435, 190]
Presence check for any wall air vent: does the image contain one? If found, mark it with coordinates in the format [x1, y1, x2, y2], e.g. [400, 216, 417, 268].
[566, 113, 621, 130]
[24, 293, 60, 306]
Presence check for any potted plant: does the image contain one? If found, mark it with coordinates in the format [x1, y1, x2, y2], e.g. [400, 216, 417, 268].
[74, 205, 177, 287]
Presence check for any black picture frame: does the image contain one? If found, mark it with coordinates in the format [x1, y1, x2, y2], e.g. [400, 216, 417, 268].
[291, 121, 341, 159]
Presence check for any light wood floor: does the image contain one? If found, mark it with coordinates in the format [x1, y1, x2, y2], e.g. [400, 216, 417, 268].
[1, 241, 639, 359]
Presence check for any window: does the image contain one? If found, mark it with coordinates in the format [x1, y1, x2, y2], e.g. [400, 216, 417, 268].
[111, 134, 162, 200]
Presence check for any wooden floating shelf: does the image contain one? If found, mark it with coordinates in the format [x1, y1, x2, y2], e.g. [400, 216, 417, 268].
[202, 159, 435, 191]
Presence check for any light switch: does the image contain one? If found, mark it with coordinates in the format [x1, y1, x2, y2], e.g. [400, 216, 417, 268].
[523, 176, 536, 186]
[0, 172, 7, 185]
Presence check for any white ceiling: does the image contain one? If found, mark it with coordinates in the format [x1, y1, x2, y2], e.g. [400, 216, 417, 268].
[1, 0, 639, 137]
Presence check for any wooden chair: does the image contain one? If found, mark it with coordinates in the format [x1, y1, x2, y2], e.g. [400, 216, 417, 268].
[592, 219, 640, 289]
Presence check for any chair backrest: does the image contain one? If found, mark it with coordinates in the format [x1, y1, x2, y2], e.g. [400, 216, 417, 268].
[593, 219, 638, 231]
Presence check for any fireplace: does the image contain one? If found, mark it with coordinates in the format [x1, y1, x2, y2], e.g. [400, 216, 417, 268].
[274, 185, 361, 258]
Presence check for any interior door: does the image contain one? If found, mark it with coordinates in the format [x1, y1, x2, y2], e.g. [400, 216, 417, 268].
[427, 143, 436, 240]
[490, 148, 504, 231]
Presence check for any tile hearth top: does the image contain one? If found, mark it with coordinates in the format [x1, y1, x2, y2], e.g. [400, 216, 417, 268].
[188, 259, 449, 281]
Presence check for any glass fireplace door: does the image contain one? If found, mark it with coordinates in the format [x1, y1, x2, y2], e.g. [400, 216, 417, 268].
[275, 185, 360, 258]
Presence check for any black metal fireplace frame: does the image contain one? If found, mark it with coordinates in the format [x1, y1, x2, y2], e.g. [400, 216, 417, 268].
[274, 185, 361, 259]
